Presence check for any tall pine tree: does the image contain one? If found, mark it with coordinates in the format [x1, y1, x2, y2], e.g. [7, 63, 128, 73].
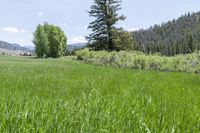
[87, 0, 125, 51]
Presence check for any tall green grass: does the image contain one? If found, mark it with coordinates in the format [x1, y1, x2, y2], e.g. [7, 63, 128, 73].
[0, 56, 200, 132]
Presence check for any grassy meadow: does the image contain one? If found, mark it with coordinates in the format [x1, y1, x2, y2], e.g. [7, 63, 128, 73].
[0, 56, 200, 132]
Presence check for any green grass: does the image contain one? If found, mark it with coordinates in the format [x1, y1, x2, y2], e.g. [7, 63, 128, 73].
[0, 56, 200, 132]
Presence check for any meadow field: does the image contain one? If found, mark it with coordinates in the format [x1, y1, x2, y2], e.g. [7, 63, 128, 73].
[0, 56, 200, 132]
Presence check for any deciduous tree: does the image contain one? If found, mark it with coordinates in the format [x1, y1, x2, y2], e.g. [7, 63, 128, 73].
[33, 23, 67, 58]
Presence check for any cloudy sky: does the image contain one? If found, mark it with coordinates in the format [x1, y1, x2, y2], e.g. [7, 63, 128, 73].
[0, 0, 200, 46]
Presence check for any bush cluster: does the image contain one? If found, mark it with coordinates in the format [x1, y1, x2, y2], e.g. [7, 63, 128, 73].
[76, 49, 200, 73]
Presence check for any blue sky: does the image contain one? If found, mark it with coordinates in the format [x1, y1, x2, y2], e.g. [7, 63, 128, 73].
[0, 0, 200, 46]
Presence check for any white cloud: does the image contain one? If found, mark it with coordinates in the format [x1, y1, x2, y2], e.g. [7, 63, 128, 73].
[1, 27, 26, 33]
[68, 36, 87, 44]
[62, 23, 67, 26]
[127, 28, 140, 32]
[38, 12, 45, 18]
[20, 29, 26, 33]
[118, 24, 140, 31]
[122, 25, 127, 28]
[1, 27, 18, 33]
[84, 26, 88, 29]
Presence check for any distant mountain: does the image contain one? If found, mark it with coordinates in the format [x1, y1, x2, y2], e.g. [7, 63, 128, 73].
[0, 41, 32, 53]
[0, 40, 34, 56]
[24, 45, 35, 50]
[67, 43, 87, 50]
[0, 40, 86, 56]
[133, 11, 200, 56]
[65, 43, 87, 55]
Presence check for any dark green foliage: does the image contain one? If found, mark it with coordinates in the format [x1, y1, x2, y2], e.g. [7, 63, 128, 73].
[33, 23, 67, 58]
[87, 0, 131, 51]
[188, 33, 194, 53]
[112, 29, 135, 51]
[134, 12, 200, 56]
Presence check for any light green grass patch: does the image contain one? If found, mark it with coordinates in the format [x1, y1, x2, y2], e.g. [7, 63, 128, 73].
[0, 56, 200, 132]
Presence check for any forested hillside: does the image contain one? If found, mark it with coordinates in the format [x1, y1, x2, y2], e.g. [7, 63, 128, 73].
[133, 12, 200, 56]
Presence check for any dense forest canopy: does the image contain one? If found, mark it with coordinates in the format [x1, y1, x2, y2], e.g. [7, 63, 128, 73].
[133, 12, 200, 56]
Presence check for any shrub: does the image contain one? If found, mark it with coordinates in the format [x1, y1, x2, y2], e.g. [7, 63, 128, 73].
[75, 49, 200, 73]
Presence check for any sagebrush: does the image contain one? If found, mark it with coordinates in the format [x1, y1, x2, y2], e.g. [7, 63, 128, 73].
[76, 49, 200, 73]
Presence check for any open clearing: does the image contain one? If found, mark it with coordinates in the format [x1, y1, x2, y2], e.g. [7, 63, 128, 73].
[0, 56, 200, 132]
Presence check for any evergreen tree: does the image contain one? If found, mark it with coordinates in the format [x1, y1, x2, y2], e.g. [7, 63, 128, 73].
[188, 33, 194, 53]
[87, 0, 126, 51]
[133, 11, 200, 56]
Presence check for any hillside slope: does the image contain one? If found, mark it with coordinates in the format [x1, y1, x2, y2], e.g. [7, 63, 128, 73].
[0, 41, 33, 55]
[134, 11, 200, 56]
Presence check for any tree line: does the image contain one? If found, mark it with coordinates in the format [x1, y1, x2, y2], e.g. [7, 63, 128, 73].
[133, 12, 200, 56]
